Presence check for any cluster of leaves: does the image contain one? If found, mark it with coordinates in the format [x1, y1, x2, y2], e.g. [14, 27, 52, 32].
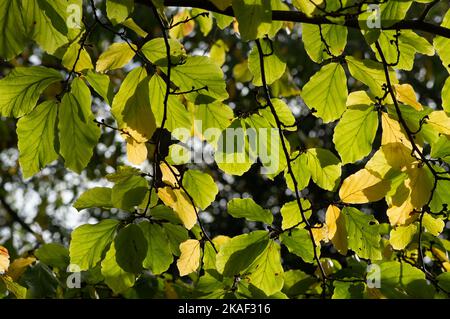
[1, 0, 450, 299]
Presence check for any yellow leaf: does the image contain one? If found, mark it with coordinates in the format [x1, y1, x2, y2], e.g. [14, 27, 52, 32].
[62, 43, 93, 73]
[427, 111, 450, 135]
[311, 224, 328, 245]
[389, 224, 417, 250]
[386, 165, 433, 226]
[125, 135, 147, 165]
[158, 187, 197, 229]
[325, 205, 348, 255]
[96, 42, 136, 73]
[346, 90, 373, 106]
[212, 235, 231, 250]
[177, 239, 201, 276]
[0, 246, 10, 274]
[394, 84, 423, 111]
[431, 247, 448, 263]
[381, 113, 412, 149]
[160, 162, 180, 187]
[366, 144, 415, 178]
[339, 169, 391, 204]
[6, 257, 36, 281]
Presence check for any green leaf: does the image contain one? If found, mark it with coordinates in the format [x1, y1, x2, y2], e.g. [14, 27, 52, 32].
[280, 199, 312, 230]
[376, 261, 434, 298]
[96, 42, 136, 73]
[306, 148, 342, 191]
[22, 0, 68, 55]
[114, 224, 147, 274]
[332, 281, 365, 299]
[22, 263, 58, 298]
[443, 76, 450, 114]
[227, 198, 273, 224]
[371, 30, 434, 71]
[73, 187, 113, 210]
[0, 66, 62, 117]
[149, 74, 192, 137]
[106, 0, 134, 25]
[106, 165, 141, 183]
[101, 242, 135, 294]
[280, 228, 315, 263]
[183, 170, 218, 210]
[260, 98, 296, 131]
[162, 223, 189, 256]
[389, 224, 417, 250]
[431, 135, 450, 163]
[343, 207, 381, 260]
[193, 101, 234, 147]
[380, 0, 412, 27]
[16, 100, 58, 178]
[69, 219, 119, 271]
[302, 24, 347, 63]
[216, 230, 268, 277]
[430, 178, 450, 214]
[59, 77, 101, 173]
[141, 38, 186, 66]
[0, 275, 27, 299]
[62, 42, 93, 73]
[301, 63, 348, 123]
[85, 70, 114, 105]
[214, 119, 255, 176]
[437, 272, 450, 292]
[111, 175, 148, 211]
[248, 39, 286, 86]
[192, 8, 213, 36]
[422, 213, 445, 236]
[346, 56, 398, 98]
[247, 240, 284, 296]
[138, 221, 173, 274]
[434, 10, 450, 73]
[333, 103, 378, 164]
[285, 152, 311, 192]
[35, 243, 69, 269]
[0, 0, 27, 60]
[232, 0, 272, 41]
[213, 12, 234, 29]
[162, 56, 228, 103]
[244, 113, 287, 178]
[149, 205, 182, 225]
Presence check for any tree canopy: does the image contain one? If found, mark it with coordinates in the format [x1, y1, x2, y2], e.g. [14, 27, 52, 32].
[1, 0, 450, 299]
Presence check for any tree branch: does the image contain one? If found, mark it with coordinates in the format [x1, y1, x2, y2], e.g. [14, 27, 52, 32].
[136, 0, 450, 39]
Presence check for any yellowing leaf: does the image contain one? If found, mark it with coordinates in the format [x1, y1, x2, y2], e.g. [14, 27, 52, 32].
[160, 162, 180, 187]
[381, 112, 412, 149]
[0, 246, 10, 274]
[325, 205, 348, 255]
[125, 135, 147, 165]
[212, 235, 231, 250]
[390, 224, 417, 250]
[387, 165, 433, 226]
[62, 42, 93, 73]
[177, 239, 201, 276]
[311, 224, 328, 245]
[426, 111, 450, 135]
[96, 42, 136, 73]
[339, 169, 391, 204]
[422, 213, 445, 236]
[6, 257, 36, 281]
[169, 11, 195, 39]
[394, 84, 423, 111]
[158, 187, 197, 230]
